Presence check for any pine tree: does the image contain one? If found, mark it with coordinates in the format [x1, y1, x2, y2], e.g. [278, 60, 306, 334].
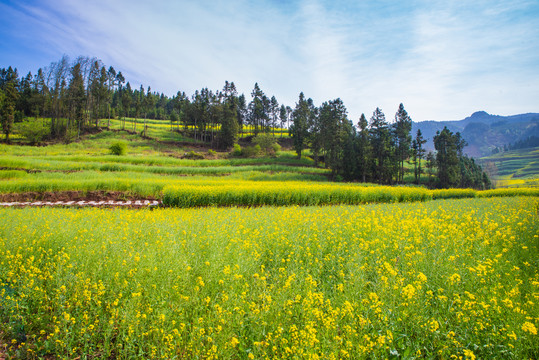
[290, 92, 310, 159]
[279, 104, 287, 138]
[67, 63, 86, 138]
[413, 129, 427, 184]
[433, 127, 460, 188]
[219, 81, 239, 149]
[369, 107, 391, 184]
[235, 94, 246, 137]
[1, 81, 18, 142]
[393, 103, 412, 183]
[318, 98, 351, 177]
[356, 113, 371, 183]
[269, 96, 279, 136]
[121, 82, 132, 130]
[249, 83, 266, 135]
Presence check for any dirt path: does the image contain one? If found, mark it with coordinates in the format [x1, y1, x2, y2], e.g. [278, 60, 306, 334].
[0, 191, 161, 208]
[0, 200, 160, 207]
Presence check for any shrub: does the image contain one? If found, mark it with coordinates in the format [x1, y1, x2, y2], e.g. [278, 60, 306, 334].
[253, 133, 278, 155]
[242, 144, 261, 158]
[16, 120, 49, 145]
[109, 141, 127, 156]
[231, 143, 242, 157]
[272, 143, 281, 155]
[208, 149, 217, 157]
[183, 150, 205, 160]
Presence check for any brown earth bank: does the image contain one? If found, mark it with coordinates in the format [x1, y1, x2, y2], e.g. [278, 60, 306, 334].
[0, 190, 157, 203]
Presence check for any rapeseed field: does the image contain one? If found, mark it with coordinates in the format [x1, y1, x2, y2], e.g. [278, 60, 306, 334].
[0, 197, 537, 359]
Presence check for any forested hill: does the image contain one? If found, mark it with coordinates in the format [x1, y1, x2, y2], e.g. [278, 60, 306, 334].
[412, 111, 539, 157]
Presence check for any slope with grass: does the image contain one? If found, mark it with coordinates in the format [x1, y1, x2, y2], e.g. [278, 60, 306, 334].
[0, 128, 333, 200]
[479, 147, 539, 188]
[1, 128, 538, 206]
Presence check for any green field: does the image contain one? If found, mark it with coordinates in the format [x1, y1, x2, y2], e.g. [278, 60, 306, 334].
[1, 124, 538, 359]
[480, 147, 539, 188]
[103, 118, 290, 141]
[0, 128, 334, 199]
[2, 128, 537, 206]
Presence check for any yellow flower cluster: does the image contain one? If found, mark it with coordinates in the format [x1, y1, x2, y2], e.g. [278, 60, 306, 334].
[0, 196, 537, 358]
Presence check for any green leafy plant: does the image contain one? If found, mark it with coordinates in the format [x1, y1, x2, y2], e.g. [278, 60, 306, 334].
[16, 120, 49, 145]
[183, 150, 205, 160]
[109, 141, 127, 156]
[253, 133, 278, 155]
[242, 144, 261, 158]
[231, 143, 242, 157]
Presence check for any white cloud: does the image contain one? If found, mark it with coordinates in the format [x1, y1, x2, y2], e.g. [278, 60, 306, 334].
[2, 0, 538, 121]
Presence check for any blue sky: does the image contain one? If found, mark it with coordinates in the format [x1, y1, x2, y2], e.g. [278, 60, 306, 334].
[1, 0, 538, 122]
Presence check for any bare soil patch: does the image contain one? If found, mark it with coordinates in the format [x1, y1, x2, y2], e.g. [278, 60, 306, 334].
[0, 191, 156, 203]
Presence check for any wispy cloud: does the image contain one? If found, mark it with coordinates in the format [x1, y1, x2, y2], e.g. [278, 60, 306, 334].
[1, 0, 538, 121]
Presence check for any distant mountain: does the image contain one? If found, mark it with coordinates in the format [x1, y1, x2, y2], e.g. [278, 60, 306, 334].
[412, 111, 539, 157]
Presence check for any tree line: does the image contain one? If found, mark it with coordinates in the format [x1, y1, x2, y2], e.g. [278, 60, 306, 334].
[287, 95, 490, 189]
[0, 56, 293, 147]
[0, 55, 490, 189]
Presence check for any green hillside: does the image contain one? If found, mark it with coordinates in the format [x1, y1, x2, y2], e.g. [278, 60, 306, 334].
[479, 147, 539, 187]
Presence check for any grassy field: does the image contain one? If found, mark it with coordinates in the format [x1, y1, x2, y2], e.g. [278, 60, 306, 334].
[1, 197, 537, 359]
[1, 122, 538, 359]
[104, 118, 290, 141]
[0, 128, 334, 199]
[2, 127, 538, 206]
[479, 147, 539, 188]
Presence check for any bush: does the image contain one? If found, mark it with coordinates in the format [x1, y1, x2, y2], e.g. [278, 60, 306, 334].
[231, 143, 242, 157]
[242, 144, 261, 158]
[183, 150, 205, 160]
[253, 133, 278, 155]
[109, 141, 127, 156]
[208, 149, 217, 157]
[272, 143, 281, 154]
[16, 120, 49, 145]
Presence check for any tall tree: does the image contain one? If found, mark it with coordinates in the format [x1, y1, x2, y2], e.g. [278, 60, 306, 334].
[48, 56, 70, 137]
[248, 83, 266, 135]
[369, 107, 392, 184]
[219, 82, 239, 149]
[121, 82, 132, 130]
[106, 66, 117, 127]
[237, 94, 247, 137]
[433, 127, 460, 188]
[0, 81, 19, 142]
[89, 65, 108, 128]
[32, 68, 48, 122]
[318, 98, 352, 177]
[393, 103, 412, 183]
[290, 92, 310, 159]
[412, 129, 427, 184]
[356, 113, 371, 183]
[269, 95, 279, 136]
[143, 87, 155, 136]
[67, 62, 86, 137]
[279, 104, 287, 138]
[132, 85, 144, 132]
